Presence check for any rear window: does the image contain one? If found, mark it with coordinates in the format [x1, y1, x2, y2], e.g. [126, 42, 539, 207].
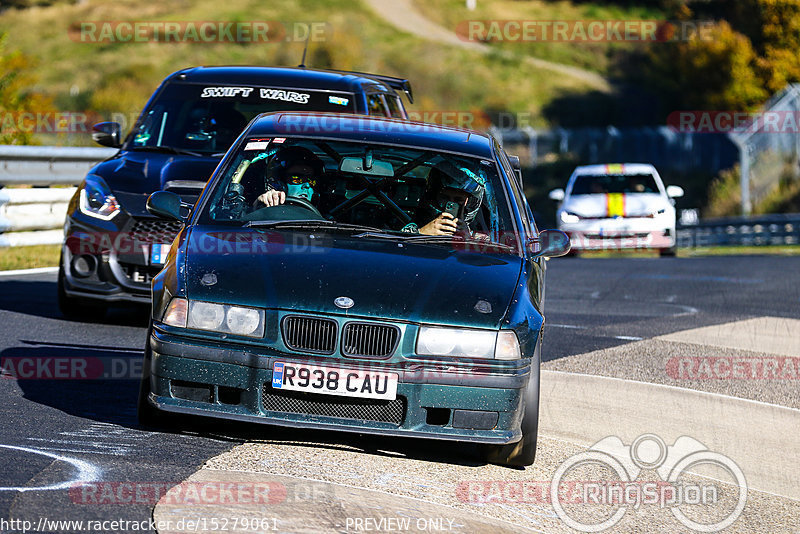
[570, 173, 660, 195]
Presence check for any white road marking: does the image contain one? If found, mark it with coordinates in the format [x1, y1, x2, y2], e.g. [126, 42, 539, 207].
[0, 444, 101, 491]
[0, 267, 58, 277]
[32, 447, 127, 457]
[546, 324, 586, 330]
[544, 370, 800, 413]
[613, 335, 643, 341]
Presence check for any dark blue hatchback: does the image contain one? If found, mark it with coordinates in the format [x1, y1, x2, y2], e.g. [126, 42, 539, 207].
[58, 66, 412, 318]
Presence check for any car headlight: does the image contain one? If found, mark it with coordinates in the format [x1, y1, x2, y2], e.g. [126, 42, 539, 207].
[162, 298, 265, 338]
[559, 211, 580, 224]
[416, 327, 521, 360]
[79, 175, 120, 220]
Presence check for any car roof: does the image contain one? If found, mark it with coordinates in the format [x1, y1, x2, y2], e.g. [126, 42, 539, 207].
[572, 163, 658, 176]
[245, 112, 496, 158]
[167, 66, 401, 95]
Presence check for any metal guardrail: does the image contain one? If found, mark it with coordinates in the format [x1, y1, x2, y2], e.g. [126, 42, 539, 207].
[0, 144, 798, 250]
[0, 145, 116, 247]
[0, 145, 116, 185]
[677, 213, 800, 248]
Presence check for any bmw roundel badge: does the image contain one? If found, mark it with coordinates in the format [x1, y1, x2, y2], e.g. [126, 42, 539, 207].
[334, 296, 354, 309]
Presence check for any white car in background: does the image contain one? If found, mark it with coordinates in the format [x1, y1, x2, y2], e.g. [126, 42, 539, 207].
[549, 163, 684, 256]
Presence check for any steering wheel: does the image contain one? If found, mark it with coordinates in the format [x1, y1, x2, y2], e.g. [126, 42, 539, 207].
[253, 195, 324, 218]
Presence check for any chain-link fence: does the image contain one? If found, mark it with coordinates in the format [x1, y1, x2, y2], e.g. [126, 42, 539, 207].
[730, 84, 800, 215]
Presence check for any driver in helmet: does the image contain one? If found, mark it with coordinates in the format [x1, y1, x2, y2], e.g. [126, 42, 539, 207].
[406, 165, 485, 236]
[256, 146, 323, 206]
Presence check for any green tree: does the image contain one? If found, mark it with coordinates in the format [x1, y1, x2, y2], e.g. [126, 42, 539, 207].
[644, 20, 768, 111]
[0, 34, 53, 144]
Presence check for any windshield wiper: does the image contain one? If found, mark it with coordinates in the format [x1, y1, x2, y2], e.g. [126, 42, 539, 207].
[129, 145, 204, 157]
[353, 232, 517, 251]
[244, 220, 387, 233]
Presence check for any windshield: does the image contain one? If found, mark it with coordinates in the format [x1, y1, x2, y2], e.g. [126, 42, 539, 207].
[198, 137, 516, 248]
[570, 173, 660, 195]
[124, 83, 356, 154]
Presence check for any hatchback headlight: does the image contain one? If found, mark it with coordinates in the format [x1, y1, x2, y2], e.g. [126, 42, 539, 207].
[560, 211, 580, 224]
[416, 327, 521, 360]
[162, 298, 265, 338]
[79, 175, 120, 220]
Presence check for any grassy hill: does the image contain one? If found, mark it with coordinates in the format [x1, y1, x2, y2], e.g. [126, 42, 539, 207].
[0, 0, 603, 145]
[412, 0, 666, 76]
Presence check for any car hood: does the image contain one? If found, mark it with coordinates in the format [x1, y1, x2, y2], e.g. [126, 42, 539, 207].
[182, 227, 522, 329]
[92, 151, 221, 217]
[563, 193, 669, 218]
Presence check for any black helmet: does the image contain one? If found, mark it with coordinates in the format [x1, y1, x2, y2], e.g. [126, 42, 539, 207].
[424, 163, 485, 223]
[271, 146, 324, 181]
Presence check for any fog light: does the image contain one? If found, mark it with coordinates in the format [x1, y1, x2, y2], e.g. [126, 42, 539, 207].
[71, 255, 97, 278]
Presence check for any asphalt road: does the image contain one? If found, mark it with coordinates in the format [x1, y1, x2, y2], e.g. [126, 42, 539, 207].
[543, 254, 799, 360]
[0, 254, 797, 532]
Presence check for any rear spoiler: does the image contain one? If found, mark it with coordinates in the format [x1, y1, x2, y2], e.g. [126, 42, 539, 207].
[327, 69, 414, 104]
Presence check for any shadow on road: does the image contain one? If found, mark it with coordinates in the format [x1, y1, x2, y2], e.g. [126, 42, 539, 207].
[0, 278, 150, 327]
[3, 342, 142, 427]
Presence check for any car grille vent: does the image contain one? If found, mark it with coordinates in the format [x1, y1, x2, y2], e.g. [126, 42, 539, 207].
[130, 219, 184, 244]
[261, 388, 405, 425]
[119, 262, 162, 285]
[282, 316, 337, 354]
[342, 323, 399, 358]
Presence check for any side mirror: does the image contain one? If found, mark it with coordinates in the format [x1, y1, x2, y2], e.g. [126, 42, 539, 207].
[529, 229, 571, 258]
[548, 188, 565, 202]
[666, 185, 684, 198]
[147, 191, 185, 222]
[92, 122, 122, 148]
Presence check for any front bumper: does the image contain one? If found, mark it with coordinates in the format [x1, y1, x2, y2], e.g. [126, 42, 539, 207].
[61, 214, 181, 304]
[146, 328, 532, 444]
[560, 218, 675, 251]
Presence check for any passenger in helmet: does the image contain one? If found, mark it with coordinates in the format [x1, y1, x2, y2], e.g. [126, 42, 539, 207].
[405, 165, 485, 236]
[256, 146, 324, 206]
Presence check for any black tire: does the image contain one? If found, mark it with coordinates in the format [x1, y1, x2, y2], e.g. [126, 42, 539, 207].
[57, 261, 107, 321]
[659, 245, 677, 257]
[483, 361, 540, 467]
[137, 331, 173, 429]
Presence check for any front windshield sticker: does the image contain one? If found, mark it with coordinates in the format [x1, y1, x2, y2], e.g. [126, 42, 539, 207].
[272, 137, 286, 144]
[259, 88, 310, 104]
[329, 95, 350, 106]
[244, 141, 269, 151]
[200, 87, 255, 98]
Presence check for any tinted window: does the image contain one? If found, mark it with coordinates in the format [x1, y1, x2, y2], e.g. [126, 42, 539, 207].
[367, 94, 388, 117]
[125, 83, 356, 154]
[570, 173, 660, 195]
[383, 95, 405, 118]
